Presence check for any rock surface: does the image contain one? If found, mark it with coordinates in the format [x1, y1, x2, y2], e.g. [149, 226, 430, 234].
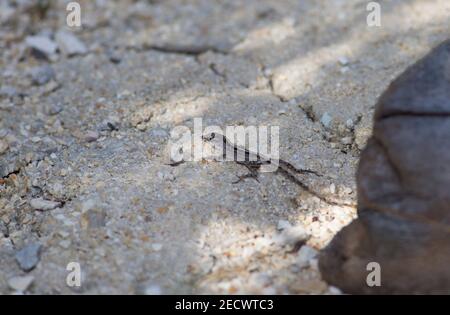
[319, 40, 450, 294]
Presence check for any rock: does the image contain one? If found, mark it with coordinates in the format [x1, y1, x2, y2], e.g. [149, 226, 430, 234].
[0, 139, 8, 155]
[30, 65, 55, 86]
[30, 198, 61, 211]
[25, 35, 58, 57]
[55, 30, 87, 56]
[8, 275, 34, 292]
[16, 243, 42, 272]
[319, 40, 450, 294]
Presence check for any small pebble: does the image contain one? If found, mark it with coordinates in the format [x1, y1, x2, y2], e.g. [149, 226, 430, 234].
[279, 224, 309, 246]
[15, 243, 42, 272]
[30, 198, 61, 211]
[327, 286, 343, 295]
[55, 30, 87, 56]
[345, 119, 354, 129]
[25, 35, 58, 57]
[341, 137, 353, 145]
[8, 275, 34, 292]
[329, 183, 336, 194]
[58, 231, 70, 238]
[320, 112, 332, 128]
[84, 131, 99, 143]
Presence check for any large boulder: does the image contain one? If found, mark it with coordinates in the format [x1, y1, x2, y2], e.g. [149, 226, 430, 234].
[319, 40, 450, 294]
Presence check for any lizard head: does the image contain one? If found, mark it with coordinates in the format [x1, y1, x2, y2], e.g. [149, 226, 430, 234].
[202, 132, 227, 143]
[202, 132, 216, 141]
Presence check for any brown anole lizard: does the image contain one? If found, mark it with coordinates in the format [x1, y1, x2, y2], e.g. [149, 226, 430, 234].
[201, 132, 355, 207]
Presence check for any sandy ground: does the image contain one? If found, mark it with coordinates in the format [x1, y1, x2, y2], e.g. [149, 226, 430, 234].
[0, 0, 449, 294]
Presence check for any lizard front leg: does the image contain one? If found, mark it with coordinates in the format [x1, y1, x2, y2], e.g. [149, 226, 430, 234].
[232, 162, 260, 184]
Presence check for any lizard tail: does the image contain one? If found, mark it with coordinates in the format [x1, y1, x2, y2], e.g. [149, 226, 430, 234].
[280, 170, 355, 207]
[278, 160, 322, 177]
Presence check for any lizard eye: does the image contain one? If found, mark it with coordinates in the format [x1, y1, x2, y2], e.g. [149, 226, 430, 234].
[202, 132, 215, 141]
